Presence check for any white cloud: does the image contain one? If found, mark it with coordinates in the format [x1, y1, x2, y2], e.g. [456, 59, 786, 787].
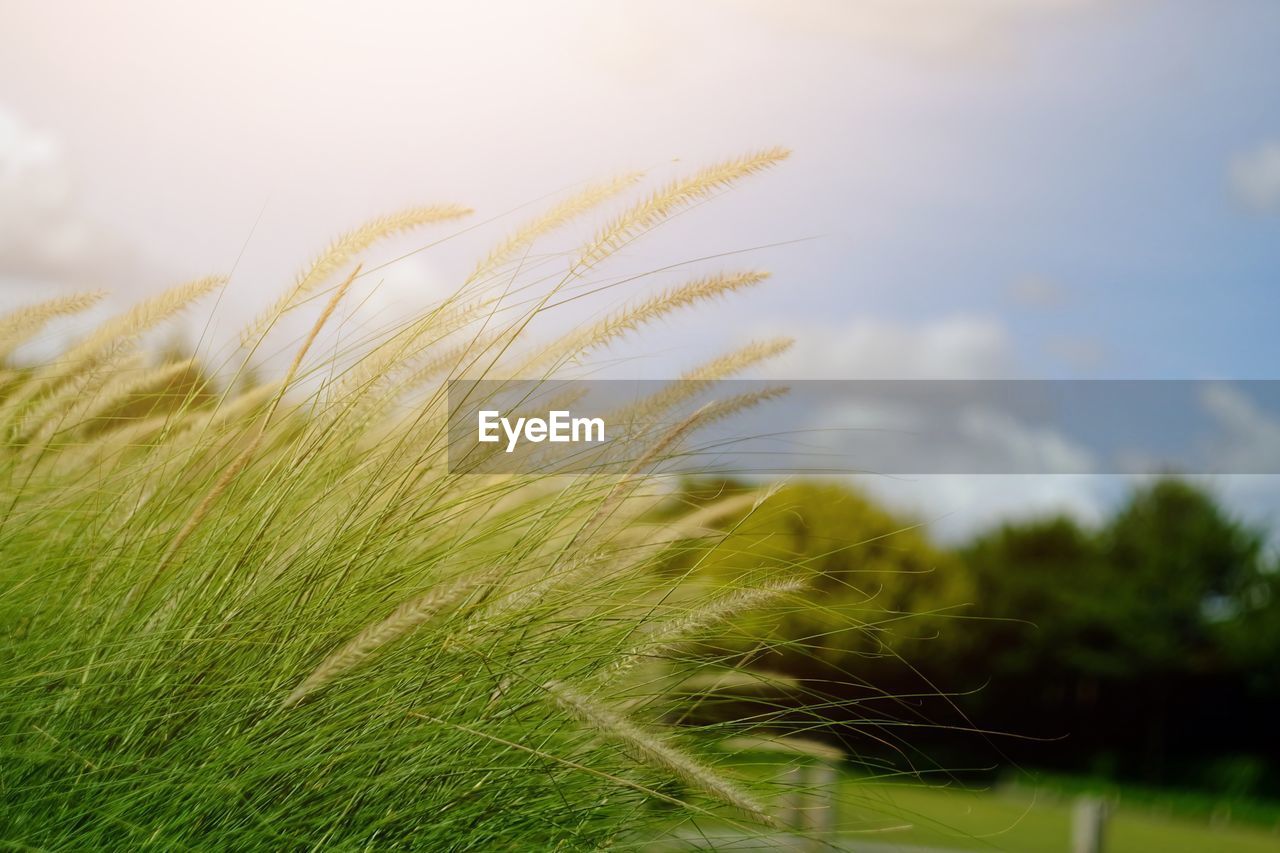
[796, 394, 1096, 477]
[767, 315, 1015, 379]
[732, 0, 1099, 58]
[1045, 335, 1106, 371]
[742, 312, 1114, 538]
[956, 406, 1096, 474]
[742, 311, 1121, 537]
[1200, 384, 1280, 473]
[1009, 275, 1064, 308]
[300, 255, 455, 364]
[0, 106, 163, 358]
[1228, 140, 1280, 213]
[861, 474, 1113, 542]
[826, 381, 1280, 543]
[0, 108, 142, 292]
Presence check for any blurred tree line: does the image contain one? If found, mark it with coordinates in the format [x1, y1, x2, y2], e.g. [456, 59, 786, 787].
[661, 478, 1280, 799]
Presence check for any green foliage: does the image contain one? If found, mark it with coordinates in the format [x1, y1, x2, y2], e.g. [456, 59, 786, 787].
[963, 515, 1109, 675]
[961, 479, 1278, 680]
[954, 480, 1280, 791]
[0, 155, 829, 849]
[659, 480, 971, 677]
[1102, 479, 1271, 671]
[668, 476, 1280, 797]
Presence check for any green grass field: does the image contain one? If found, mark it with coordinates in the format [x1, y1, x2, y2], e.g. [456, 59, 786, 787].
[838, 778, 1280, 852]
[0, 153, 823, 849]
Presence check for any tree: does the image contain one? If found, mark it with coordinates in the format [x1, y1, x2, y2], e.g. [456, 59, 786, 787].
[1102, 478, 1270, 673]
[958, 478, 1280, 786]
[661, 479, 972, 677]
[961, 515, 1114, 677]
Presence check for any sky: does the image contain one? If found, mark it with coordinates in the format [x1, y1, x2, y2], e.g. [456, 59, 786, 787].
[2, 0, 1278, 536]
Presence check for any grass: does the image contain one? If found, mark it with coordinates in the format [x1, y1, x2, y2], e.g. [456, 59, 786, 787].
[1016, 771, 1280, 830]
[0, 150, 857, 849]
[835, 777, 1280, 852]
[655, 755, 1280, 852]
[8, 149, 1252, 851]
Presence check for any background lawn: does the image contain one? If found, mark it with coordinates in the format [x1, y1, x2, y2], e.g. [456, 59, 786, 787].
[837, 778, 1280, 852]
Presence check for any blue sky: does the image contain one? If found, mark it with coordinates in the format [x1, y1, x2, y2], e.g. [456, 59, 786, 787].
[2, 0, 1278, 535]
[2, 1, 1276, 381]
[721, 0, 1280, 380]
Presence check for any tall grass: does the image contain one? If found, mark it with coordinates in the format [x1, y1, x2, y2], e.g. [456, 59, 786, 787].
[0, 151, 830, 848]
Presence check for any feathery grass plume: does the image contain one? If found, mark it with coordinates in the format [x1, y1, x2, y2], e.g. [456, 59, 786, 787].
[325, 296, 490, 418]
[564, 386, 782, 504]
[604, 578, 808, 680]
[0, 154, 815, 849]
[15, 352, 148, 455]
[400, 332, 498, 387]
[10, 351, 140, 445]
[240, 204, 471, 347]
[518, 271, 768, 376]
[19, 353, 203, 446]
[59, 277, 223, 370]
[656, 385, 789, 446]
[610, 337, 794, 428]
[61, 356, 200, 437]
[683, 338, 794, 383]
[283, 571, 489, 708]
[559, 406, 713, 558]
[619, 490, 767, 546]
[21, 356, 203, 463]
[0, 290, 106, 364]
[543, 680, 781, 829]
[573, 148, 790, 272]
[476, 552, 605, 626]
[152, 270, 360, 583]
[590, 387, 789, 531]
[672, 668, 801, 696]
[69, 379, 277, 466]
[467, 172, 644, 286]
[1, 277, 224, 419]
[549, 394, 779, 572]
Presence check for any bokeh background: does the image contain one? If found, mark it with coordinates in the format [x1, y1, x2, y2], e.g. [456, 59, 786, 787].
[4, 1, 1280, 845]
